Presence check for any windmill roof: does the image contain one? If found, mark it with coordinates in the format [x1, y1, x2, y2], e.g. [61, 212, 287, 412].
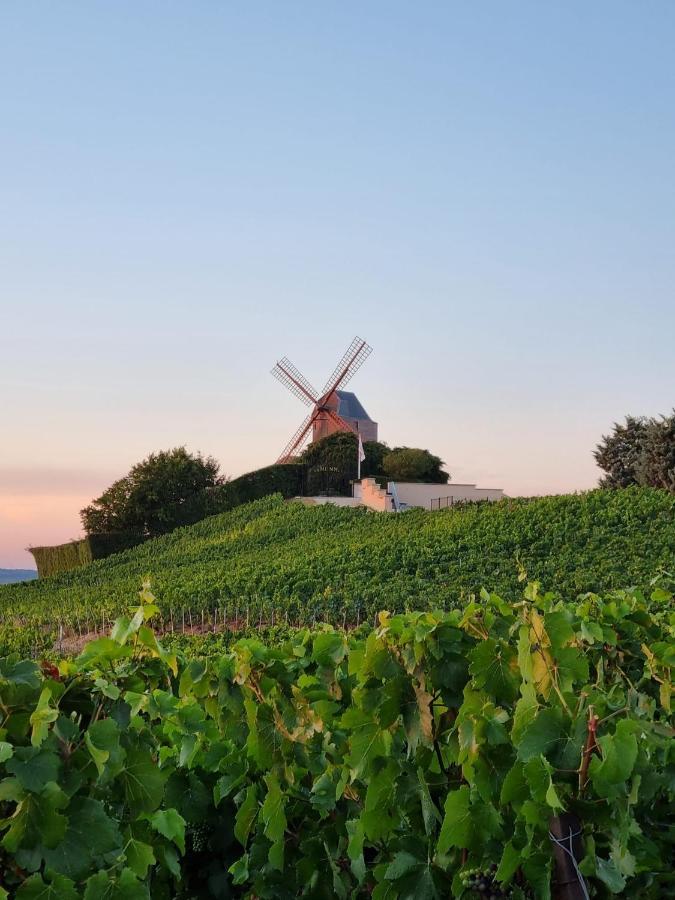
[336, 391, 373, 422]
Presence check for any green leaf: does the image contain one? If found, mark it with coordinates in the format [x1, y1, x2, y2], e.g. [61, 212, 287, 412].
[385, 850, 421, 880]
[468, 638, 519, 702]
[522, 852, 551, 900]
[589, 719, 638, 799]
[596, 856, 627, 892]
[124, 837, 156, 878]
[234, 784, 259, 845]
[523, 755, 564, 810]
[342, 708, 392, 778]
[261, 772, 286, 870]
[149, 807, 186, 854]
[0, 658, 41, 689]
[42, 796, 123, 880]
[495, 840, 521, 884]
[29, 687, 59, 747]
[346, 817, 366, 883]
[229, 853, 249, 885]
[517, 707, 565, 762]
[120, 748, 166, 814]
[86, 719, 123, 778]
[2, 782, 68, 853]
[312, 631, 347, 667]
[417, 767, 442, 835]
[6, 746, 60, 792]
[437, 785, 471, 852]
[0, 741, 13, 764]
[16, 873, 79, 900]
[84, 867, 150, 899]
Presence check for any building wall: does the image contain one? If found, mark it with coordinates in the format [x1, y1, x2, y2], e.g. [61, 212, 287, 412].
[390, 482, 504, 509]
[360, 478, 394, 511]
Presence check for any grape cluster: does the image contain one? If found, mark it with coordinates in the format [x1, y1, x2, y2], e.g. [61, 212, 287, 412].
[459, 865, 514, 898]
[187, 822, 211, 853]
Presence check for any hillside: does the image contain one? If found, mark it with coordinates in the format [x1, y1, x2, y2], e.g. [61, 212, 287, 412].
[0, 488, 672, 646]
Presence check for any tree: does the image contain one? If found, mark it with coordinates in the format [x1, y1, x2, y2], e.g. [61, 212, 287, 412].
[381, 447, 449, 483]
[593, 416, 650, 488]
[594, 412, 675, 492]
[81, 447, 223, 537]
[300, 434, 390, 494]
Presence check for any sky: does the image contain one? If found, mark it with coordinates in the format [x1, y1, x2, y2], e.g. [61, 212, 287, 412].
[1, 2, 674, 568]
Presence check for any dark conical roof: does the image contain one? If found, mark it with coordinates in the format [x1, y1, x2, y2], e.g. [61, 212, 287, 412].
[336, 391, 373, 422]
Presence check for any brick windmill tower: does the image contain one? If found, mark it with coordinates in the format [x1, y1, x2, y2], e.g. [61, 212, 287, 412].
[271, 336, 378, 462]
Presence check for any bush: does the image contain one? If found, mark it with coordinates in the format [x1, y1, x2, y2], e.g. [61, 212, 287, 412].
[382, 446, 449, 482]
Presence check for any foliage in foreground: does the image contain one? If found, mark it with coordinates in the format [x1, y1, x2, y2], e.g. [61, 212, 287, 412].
[0, 581, 673, 898]
[1, 488, 673, 658]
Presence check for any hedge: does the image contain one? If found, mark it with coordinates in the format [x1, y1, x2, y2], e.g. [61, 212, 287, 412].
[205, 462, 305, 513]
[29, 532, 144, 579]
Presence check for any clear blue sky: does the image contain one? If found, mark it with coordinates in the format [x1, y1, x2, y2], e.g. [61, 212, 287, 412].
[1, 2, 674, 566]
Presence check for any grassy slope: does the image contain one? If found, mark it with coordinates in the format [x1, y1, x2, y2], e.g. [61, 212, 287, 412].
[1, 488, 672, 632]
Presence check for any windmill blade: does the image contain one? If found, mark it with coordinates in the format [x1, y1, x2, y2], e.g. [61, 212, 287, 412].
[326, 409, 358, 434]
[271, 357, 319, 406]
[277, 410, 318, 463]
[320, 336, 372, 398]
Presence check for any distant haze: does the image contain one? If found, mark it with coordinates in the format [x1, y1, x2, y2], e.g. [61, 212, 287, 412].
[0, 569, 38, 585]
[1, 3, 674, 568]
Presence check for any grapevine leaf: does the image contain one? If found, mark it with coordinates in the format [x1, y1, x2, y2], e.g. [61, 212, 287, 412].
[589, 719, 639, 798]
[261, 772, 286, 870]
[124, 837, 156, 878]
[346, 817, 366, 883]
[495, 839, 521, 884]
[149, 808, 186, 854]
[29, 688, 58, 747]
[15, 873, 79, 900]
[42, 796, 123, 879]
[6, 747, 60, 792]
[0, 659, 41, 688]
[234, 784, 259, 845]
[120, 748, 166, 814]
[595, 856, 627, 892]
[437, 785, 471, 852]
[2, 782, 68, 853]
[522, 852, 551, 900]
[229, 853, 250, 885]
[84, 867, 150, 899]
[523, 755, 564, 810]
[468, 639, 519, 702]
[517, 707, 565, 762]
[417, 767, 442, 835]
[0, 742, 13, 764]
[312, 632, 347, 667]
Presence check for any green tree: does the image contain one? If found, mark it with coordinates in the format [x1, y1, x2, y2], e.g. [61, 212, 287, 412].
[301, 434, 390, 494]
[593, 416, 650, 488]
[382, 447, 449, 483]
[594, 412, 675, 492]
[80, 447, 223, 537]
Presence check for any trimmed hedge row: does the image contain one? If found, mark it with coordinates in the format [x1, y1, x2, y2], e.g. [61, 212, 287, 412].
[205, 463, 304, 514]
[29, 533, 145, 578]
[29, 464, 304, 579]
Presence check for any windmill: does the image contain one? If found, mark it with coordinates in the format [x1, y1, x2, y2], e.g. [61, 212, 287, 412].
[271, 336, 377, 463]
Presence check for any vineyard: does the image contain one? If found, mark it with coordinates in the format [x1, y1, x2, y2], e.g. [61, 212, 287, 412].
[0, 488, 673, 658]
[0, 578, 672, 898]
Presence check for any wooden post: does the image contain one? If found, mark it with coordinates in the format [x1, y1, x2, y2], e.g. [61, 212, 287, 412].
[549, 813, 588, 900]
